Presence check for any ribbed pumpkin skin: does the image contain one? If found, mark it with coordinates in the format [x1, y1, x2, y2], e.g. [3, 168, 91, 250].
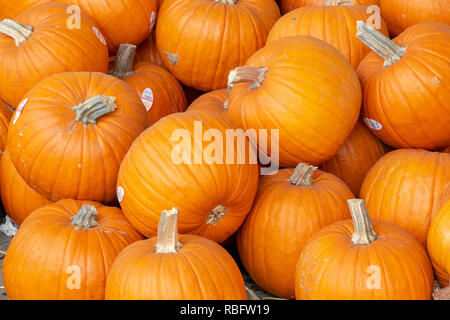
[135, 33, 163, 67]
[236, 168, 353, 299]
[3, 199, 143, 300]
[7, 72, 148, 204]
[0, 3, 109, 107]
[117, 111, 259, 243]
[105, 235, 247, 300]
[121, 61, 187, 125]
[357, 22, 450, 150]
[443, 146, 450, 153]
[228, 36, 362, 167]
[155, 0, 280, 91]
[295, 219, 434, 300]
[0, 150, 50, 225]
[280, 0, 380, 14]
[266, 6, 389, 68]
[0, 98, 12, 153]
[320, 121, 390, 196]
[187, 89, 228, 121]
[360, 149, 450, 248]
[0, 0, 47, 19]
[380, 0, 450, 37]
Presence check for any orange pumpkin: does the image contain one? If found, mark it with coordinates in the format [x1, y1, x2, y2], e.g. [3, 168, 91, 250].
[155, 0, 280, 91]
[228, 36, 362, 167]
[105, 208, 247, 300]
[0, 0, 47, 19]
[187, 89, 228, 121]
[280, 0, 380, 14]
[135, 33, 163, 67]
[267, 4, 389, 68]
[236, 164, 353, 299]
[320, 120, 390, 196]
[357, 22, 450, 150]
[117, 110, 259, 243]
[110, 44, 187, 125]
[3, 199, 143, 300]
[0, 2, 109, 107]
[442, 146, 450, 153]
[295, 199, 434, 300]
[7, 72, 148, 204]
[0, 98, 12, 154]
[360, 149, 450, 247]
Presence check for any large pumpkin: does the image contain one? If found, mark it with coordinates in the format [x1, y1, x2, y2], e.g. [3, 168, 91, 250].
[357, 22, 450, 150]
[280, 0, 380, 14]
[135, 33, 163, 67]
[7, 72, 148, 204]
[320, 120, 390, 196]
[117, 110, 259, 243]
[0, 2, 109, 107]
[155, 0, 280, 91]
[3, 199, 143, 300]
[267, 4, 389, 68]
[186, 89, 228, 121]
[110, 44, 187, 125]
[0, 98, 12, 153]
[228, 36, 362, 167]
[360, 149, 450, 247]
[236, 164, 353, 299]
[295, 199, 434, 299]
[105, 208, 247, 300]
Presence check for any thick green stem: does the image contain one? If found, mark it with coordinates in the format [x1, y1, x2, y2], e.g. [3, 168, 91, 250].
[109, 44, 136, 79]
[348, 199, 378, 245]
[156, 208, 183, 253]
[71, 204, 99, 229]
[288, 163, 317, 186]
[0, 19, 33, 46]
[72, 95, 117, 125]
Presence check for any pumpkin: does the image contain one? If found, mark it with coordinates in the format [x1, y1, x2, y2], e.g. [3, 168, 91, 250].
[0, 0, 47, 19]
[320, 120, 390, 196]
[7, 72, 148, 204]
[266, 4, 389, 68]
[109, 44, 187, 125]
[280, 0, 380, 14]
[227, 36, 362, 167]
[3, 199, 143, 300]
[136, 33, 163, 67]
[0, 3, 109, 107]
[442, 146, 450, 153]
[360, 149, 450, 247]
[236, 164, 354, 299]
[105, 208, 247, 300]
[380, 0, 450, 37]
[0, 98, 12, 154]
[295, 199, 434, 299]
[187, 89, 228, 121]
[357, 21, 450, 150]
[155, 0, 280, 91]
[117, 110, 259, 243]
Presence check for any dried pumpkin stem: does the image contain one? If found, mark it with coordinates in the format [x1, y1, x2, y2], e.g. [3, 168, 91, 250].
[224, 66, 267, 109]
[348, 199, 378, 245]
[324, 0, 354, 5]
[0, 19, 33, 46]
[72, 95, 117, 125]
[215, 0, 238, 4]
[71, 204, 99, 229]
[206, 205, 228, 225]
[288, 163, 317, 186]
[356, 21, 406, 68]
[156, 208, 183, 253]
[109, 43, 137, 79]
[433, 283, 450, 300]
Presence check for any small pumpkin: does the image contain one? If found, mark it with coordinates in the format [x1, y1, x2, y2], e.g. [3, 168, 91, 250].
[236, 164, 354, 299]
[110, 44, 187, 125]
[187, 89, 228, 121]
[3, 199, 143, 300]
[295, 199, 434, 300]
[0, 98, 12, 154]
[135, 32, 163, 67]
[7, 72, 148, 204]
[280, 0, 380, 14]
[105, 208, 247, 300]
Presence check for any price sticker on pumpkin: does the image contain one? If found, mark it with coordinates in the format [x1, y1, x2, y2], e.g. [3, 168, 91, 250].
[363, 118, 382, 131]
[13, 98, 28, 125]
[149, 11, 156, 33]
[117, 186, 125, 203]
[92, 26, 106, 46]
[141, 88, 154, 111]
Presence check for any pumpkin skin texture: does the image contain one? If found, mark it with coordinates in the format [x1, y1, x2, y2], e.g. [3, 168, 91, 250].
[295, 199, 434, 300]
[187, 89, 228, 121]
[228, 36, 362, 167]
[266, 5, 389, 68]
[236, 164, 354, 299]
[320, 120, 390, 196]
[0, 0, 47, 19]
[155, 0, 281, 91]
[7, 72, 148, 204]
[360, 149, 450, 248]
[280, 0, 380, 14]
[0, 150, 51, 225]
[3, 199, 143, 300]
[0, 98, 12, 153]
[357, 22, 450, 150]
[0, 2, 109, 107]
[117, 110, 259, 243]
[135, 33, 163, 67]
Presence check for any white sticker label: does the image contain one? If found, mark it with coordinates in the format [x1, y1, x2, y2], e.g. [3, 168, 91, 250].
[364, 118, 383, 131]
[149, 11, 156, 33]
[141, 88, 154, 111]
[117, 186, 124, 203]
[13, 98, 28, 125]
[92, 26, 106, 46]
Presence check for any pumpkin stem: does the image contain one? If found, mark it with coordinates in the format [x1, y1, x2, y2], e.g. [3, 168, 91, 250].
[324, 0, 354, 5]
[206, 205, 228, 225]
[288, 163, 317, 186]
[109, 44, 137, 79]
[224, 66, 267, 109]
[215, 0, 238, 4]
[348, 199, 378, 245]
[156, 208, 183, 253]
[356, 21, 406, 68]
[0, 19, 33, 47]
[72, 95, 117, 125]
[433, 282, 450, 300]
[71, 204, 99, 229]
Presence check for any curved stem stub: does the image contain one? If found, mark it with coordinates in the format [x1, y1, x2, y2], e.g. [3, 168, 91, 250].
[348, 199, 378, 245]
[71, 204, 99, 229]
[73, 95, 117, 125]
[156, 208, 183, 253]
[224, 66, 267, 109]
[0, 19, 33, 46]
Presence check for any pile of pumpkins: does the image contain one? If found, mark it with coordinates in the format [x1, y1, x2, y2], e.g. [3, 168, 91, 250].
[0, 0, 448, 300]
